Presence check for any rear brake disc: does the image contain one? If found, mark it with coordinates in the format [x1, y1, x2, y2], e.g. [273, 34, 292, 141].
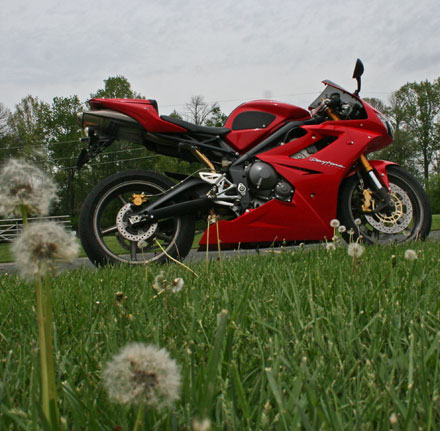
[116, 203, 158, 241]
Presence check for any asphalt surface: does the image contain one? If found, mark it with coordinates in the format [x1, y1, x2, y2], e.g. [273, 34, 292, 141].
[1, 230, 439, 274]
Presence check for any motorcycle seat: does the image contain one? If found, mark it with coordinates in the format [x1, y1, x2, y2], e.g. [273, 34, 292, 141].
[160, 115, 231, 137]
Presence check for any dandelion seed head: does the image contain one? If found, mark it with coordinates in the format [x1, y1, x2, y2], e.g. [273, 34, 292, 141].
[330, 219, 340, 228]
[12, 222, 79, 279]
[326, 242, 336, 251]
[404, 249, 417, 261]
[171, 278, 184, 293]
[389, 412, 398, 425]
[137, 240, 148, 249]
[153, 271, 166, 292]
[0, 159, 56, 217]
[391, 254, 397, 268]
[354, 218, 362, 226]
[347, 243, 365, 258]
[338, 225, 346, 233]
[193, 418, 211, 431]
[103, 343, 181, 408]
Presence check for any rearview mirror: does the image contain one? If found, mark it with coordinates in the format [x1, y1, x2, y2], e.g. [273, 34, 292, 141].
[353, 59, 364, 79]
[353, 58, 364, 95]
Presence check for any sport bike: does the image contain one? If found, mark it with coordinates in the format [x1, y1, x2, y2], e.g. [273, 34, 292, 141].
[76, 59, 431, 266]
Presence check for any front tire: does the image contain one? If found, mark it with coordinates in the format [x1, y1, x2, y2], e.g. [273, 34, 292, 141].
[79, 170, 195, 266]
[338, 165, 431, 244]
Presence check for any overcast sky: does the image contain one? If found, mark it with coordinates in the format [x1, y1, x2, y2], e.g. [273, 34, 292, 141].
[1, 0, 440, 116]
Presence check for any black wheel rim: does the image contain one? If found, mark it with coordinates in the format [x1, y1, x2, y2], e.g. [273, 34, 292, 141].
[92, 179, 181, 264]
[347, 175, 424, 244]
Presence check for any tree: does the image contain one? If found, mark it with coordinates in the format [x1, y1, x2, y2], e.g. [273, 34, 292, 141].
[46, 96, 84, 218]
[366, 96, 419, 178]
[6, 95, 50, 163]
[168, 109, 183, 120]
[392, 79, 440, 184]
[185, 96, 219, 125]
[426, 174, 440, 213]
[91, 75, 144, 99]
[205, 105, 228, 127]
[364, 97, 387, 114]
[0, 103, 9, 137]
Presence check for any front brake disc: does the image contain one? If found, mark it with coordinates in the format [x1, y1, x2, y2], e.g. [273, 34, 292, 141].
[364, 183, 412, 233]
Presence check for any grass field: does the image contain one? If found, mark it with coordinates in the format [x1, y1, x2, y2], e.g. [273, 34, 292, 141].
[0, 214, 438, 264]
[1, 239, 440, 430]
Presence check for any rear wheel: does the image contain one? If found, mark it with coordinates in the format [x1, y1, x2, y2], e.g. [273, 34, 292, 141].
[338, 165, 431, 244]
[79, 170, 195, 266]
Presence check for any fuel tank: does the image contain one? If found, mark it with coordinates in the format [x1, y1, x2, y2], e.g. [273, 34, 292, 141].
[224, 100, 311, 153]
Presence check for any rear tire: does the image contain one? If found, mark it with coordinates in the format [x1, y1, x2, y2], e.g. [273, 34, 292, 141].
[79, 170, 195, 266]
[338, 165, 431, 244]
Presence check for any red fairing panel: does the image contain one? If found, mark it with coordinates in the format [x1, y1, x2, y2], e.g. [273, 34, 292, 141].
[88, 98, 187, 133]
[198, 198, 332, 248]
[224, 100, 311, 153]
[367, 160, 397, 190]
[199, 122, 394, 248]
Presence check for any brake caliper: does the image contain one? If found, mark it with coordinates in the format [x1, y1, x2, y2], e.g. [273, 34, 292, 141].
[131, 193, 147, 206]
[362, 189, 373, 213]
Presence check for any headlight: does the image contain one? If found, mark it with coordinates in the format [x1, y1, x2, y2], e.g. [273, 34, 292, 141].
[378, 113, 394, 138]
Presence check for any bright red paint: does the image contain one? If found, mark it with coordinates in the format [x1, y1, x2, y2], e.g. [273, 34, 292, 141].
[224, 100, 311, 153]
[88, 81, 395, 249]
[89, 98, 187, 133]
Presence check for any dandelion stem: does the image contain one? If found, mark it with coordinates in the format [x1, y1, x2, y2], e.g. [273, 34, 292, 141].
[35, 273, 59, 429]
[20, 204, 28, 228]
[42, 273, 60, 428]
[163, 286, 170, 328]
[215, 221, 222, 263]
[35, 276, 50, 421]
[206, 216, 210, 272]
[154, 239, 198, 278]
[133, 403, 146, 431]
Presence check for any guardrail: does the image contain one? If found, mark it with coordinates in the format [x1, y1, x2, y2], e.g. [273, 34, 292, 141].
[0, 215, 72, 243]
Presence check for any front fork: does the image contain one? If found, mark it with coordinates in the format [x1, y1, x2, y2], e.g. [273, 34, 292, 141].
[325, 106, 394, 213]
[358, 155, 394, 214]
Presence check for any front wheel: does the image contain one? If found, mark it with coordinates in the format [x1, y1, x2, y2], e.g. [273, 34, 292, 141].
[79, 170, 195, 266]
[338, 165, 432, 244]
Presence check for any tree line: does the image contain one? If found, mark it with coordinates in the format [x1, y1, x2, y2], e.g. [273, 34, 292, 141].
[0, 75, 439, 226]
[0, 76, 227, 227]
[365, 77, 440, 212]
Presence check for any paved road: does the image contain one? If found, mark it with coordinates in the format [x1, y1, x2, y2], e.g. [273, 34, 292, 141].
[1, 230, 439, 274]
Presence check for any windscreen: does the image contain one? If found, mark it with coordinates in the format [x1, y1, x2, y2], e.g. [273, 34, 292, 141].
[309, 82, 367, 120]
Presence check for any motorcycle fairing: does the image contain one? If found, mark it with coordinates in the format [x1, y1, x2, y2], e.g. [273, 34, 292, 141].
[199, 122, 391, 248]
[198, 197, 331, 250]
[344, 159, 397, 190]
[88, 98, 187, 133]
[224, 100, 311, 153]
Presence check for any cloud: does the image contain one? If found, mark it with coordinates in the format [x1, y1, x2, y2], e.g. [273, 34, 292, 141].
[1, 0, 439, 111]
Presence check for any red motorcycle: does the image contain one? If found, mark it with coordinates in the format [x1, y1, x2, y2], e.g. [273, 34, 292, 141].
[76, 60, 431, 266]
